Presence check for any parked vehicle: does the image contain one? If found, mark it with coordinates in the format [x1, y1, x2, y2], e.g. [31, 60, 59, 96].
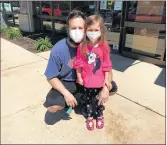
[41, 2, 69, 16]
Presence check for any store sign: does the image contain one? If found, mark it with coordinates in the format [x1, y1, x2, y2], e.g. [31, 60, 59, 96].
[100, 0, 107, 10]
[113, 44, 119, 50]
[114, 1, 122, 10]
[89, 5, 95, 9]
[107, 1, 113, 7]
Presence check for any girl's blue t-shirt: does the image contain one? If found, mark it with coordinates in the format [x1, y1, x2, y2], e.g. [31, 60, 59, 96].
[44, 38, 77, 81]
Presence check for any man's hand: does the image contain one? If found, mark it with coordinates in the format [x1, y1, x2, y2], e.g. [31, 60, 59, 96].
[64, 90, 78, 108]
[98, 85, 110, 105]
[77, 78, 83, 85]
[48, 78, 78, 108]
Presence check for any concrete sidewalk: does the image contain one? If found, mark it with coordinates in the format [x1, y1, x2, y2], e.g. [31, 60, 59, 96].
[1, 38, 165, 144]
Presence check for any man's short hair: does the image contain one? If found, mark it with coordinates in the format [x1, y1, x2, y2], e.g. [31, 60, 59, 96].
[66, 10, 86, 26]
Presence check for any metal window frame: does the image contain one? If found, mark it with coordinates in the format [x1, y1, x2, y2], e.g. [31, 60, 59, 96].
[35, 1, 71, 32]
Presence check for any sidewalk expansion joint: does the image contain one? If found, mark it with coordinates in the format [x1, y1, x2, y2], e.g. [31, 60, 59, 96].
[1, 101, 45, 120]
[34, 53, 49, 60]
[1, 60, 46, 71]
[116, 93, 165, 118]
[2, 93, 165, 120]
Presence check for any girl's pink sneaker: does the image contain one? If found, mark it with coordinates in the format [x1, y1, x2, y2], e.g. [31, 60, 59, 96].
[86, 117, 94, 131]
[96, 116, 104, 129]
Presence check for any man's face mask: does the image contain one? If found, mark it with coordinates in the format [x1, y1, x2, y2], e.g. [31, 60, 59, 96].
[69, 29, 84, 43]
[86, 31, 101, 43]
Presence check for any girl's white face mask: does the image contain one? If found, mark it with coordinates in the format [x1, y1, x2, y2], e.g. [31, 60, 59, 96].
[86, 31, 101, 43]
[69, 29, 84, 43]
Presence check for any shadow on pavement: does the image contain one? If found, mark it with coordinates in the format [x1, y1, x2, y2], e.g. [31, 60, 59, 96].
[154, 67, 166, 88]
[73, 105, 83, 115]
[44, 110, 72, 125]
[73, 105, 87, 119]
[110, 53, 140, 72]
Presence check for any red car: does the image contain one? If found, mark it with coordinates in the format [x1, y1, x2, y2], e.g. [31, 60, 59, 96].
[42, 3, 69, 16]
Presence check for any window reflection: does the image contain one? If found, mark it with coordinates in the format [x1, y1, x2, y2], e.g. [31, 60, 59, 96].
[97, 1, 122, 49]
[35, 1, 70, 16]
[127, 1, 166, 24]
[98, 1, 122, 32]
[125, 26, 165, 59]
[72, 1, 95, 17]
[127, 1, 137, 22]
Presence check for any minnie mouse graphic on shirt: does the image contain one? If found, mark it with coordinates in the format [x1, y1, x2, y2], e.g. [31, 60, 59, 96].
[87, 52, 101, 74]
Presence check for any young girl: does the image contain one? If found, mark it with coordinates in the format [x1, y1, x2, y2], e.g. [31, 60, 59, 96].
[73, 15, 112, 131]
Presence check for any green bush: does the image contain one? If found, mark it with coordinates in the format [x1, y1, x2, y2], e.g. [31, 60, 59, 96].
[0, 27, 8, 33]
[35, 37, 53, 52]
[7, 27, 22, 39]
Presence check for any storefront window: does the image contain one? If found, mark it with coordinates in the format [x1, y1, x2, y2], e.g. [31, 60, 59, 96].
[35, 1, 96, 32]
[123, 1, 166, 62]
[127, 1, 166, 24]
[53, 1, 70, 32]
[72, 1, 95, 17]
[125, 1, 165, 59]
[35, 1, 70, 32]
[125, 26, 165, 60]
[38, 1, 70, 17]
[97, 1, 122, 50]
[0, 1, 20, 27]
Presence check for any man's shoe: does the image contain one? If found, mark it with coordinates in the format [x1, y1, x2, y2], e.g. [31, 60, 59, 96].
[64, 106, 73, 115]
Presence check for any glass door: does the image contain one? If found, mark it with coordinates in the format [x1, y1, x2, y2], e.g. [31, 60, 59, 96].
[122, 1, 166, 66]
[97, 1, 123, 53]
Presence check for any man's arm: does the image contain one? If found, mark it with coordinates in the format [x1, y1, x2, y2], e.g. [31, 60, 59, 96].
[48, 78, 70, 96]
[45, 50, 78, 107]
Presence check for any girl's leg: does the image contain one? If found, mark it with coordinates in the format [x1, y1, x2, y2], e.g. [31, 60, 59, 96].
[95, 92, 105, 129]
[85, 88, 94, 131]
[87, 88, 105, 129]
[96, 105, 105, 129]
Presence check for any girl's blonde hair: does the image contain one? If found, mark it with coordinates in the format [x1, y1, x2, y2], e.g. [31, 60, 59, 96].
[81, 15, 109, 55]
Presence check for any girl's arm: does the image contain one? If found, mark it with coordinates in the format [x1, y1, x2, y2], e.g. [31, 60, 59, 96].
[73, 44, 84, 85]
[104, 70, 113, 90]
[76, 68, 83, 85]
[105, 71, 110, 81]
[103, 43, 113, 90]
[109, 70, 113, 82]
[104, 72, 112, 90]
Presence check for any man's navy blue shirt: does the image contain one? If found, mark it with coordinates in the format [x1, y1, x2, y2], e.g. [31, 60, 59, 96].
[44, 38, 77, 81]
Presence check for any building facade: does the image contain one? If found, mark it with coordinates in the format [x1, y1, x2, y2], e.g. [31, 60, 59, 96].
[1, 1, 166, 66]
